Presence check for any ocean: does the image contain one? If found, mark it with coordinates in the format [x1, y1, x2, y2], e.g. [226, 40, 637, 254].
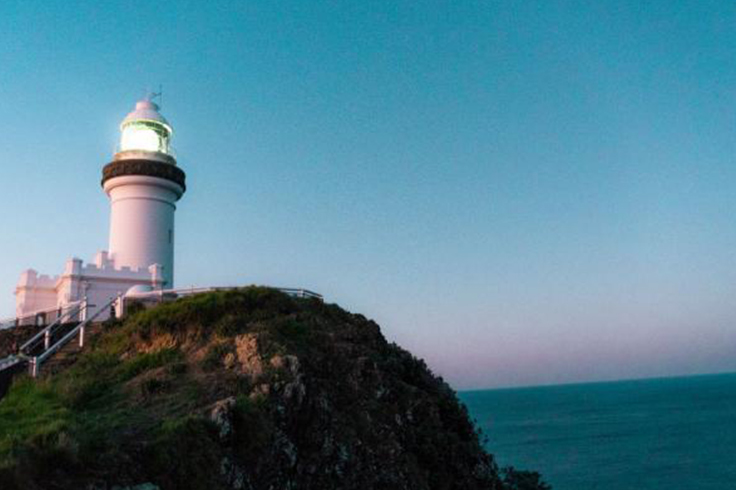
[460, 373, 736, 490]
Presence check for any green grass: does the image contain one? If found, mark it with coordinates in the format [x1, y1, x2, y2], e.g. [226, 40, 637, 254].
[0, 378, 72, 465]
[0, 347, 185, 461]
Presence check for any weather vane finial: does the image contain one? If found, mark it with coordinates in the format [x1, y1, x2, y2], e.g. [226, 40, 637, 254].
[143, 85, 163, 107]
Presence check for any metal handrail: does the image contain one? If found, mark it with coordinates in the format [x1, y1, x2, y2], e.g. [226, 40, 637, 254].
[19, 301, 84, 353]
[30, 296, 118, 377]
[0, 301, 83, 375]
[273, 287, 323, 299]
[125, 286, 323, 301]
[0, 355, 22, 372]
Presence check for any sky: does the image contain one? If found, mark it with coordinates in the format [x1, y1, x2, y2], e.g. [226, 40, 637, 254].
[0, 1, 735, 389]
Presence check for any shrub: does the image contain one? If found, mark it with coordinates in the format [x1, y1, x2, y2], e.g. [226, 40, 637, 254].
[145, 417, 223, 490]
[231, 395, 273, 462]
[501, 467, 552, 490]
[202, 342, 232, 371]
[118, 348, 181, 381]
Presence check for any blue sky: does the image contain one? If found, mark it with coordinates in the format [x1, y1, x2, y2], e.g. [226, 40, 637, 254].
[0, 1, 735, 389]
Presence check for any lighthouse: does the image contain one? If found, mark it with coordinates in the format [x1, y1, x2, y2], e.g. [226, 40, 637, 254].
[14, 98, 186, 319]
[11, 97, 320, 328]
[103, 99, 186, 288]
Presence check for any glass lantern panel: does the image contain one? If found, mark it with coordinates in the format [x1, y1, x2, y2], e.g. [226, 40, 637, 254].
[120, 122, 169, 153]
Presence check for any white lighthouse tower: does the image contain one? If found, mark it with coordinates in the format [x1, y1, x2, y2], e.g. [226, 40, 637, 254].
[103, 99, 186, 287]
[14, 98, 186, 319]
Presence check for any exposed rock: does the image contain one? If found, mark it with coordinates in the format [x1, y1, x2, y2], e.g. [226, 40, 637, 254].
[235, 333, 263, 379]
[210, 396, 237, 439]
[140, 333, 178, 353]
[219, 456, 248, 490]
[223, 352, 237, 369]
[111, 484, 160, 490]
[271, 355, 305, 405]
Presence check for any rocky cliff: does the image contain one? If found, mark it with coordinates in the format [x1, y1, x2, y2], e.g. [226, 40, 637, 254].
[0, 287, 549, 490]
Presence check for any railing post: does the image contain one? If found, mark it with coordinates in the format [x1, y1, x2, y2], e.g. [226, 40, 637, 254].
[117, 292, 124, 319]
[30, 357, 38, 378]
[80, 296, 88, 323]
[79, 323, 85, 348]
[44, 329, 51, 351]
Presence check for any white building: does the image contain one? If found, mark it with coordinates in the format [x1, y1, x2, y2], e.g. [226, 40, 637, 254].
[14, 98, 186, 320]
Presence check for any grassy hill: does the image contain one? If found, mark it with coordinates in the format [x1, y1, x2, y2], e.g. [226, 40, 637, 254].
[0, 287, 549, 490]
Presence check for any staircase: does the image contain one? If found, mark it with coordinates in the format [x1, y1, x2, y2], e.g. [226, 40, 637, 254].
[0, 296, 120, 398]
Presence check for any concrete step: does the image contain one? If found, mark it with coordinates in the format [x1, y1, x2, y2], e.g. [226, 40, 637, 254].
[40, 323, 106, 377]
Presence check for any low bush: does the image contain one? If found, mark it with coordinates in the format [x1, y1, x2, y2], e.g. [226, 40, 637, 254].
[145, 417, 223, 489]
[118, 348, 181, 381]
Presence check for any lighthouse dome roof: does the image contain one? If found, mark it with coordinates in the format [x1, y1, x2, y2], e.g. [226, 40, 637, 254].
[125, 284, 154, 296]
[121, 99, 171, 132]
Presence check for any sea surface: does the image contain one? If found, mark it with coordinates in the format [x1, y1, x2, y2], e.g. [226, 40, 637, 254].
[460, 373, 736, 490]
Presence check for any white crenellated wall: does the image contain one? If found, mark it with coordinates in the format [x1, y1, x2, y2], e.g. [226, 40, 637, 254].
[15, 254, 166, 321]
[15, 270, 59, 317]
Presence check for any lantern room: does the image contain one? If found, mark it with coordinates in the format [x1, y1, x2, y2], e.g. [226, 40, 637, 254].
[119, 99, 173, 155]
